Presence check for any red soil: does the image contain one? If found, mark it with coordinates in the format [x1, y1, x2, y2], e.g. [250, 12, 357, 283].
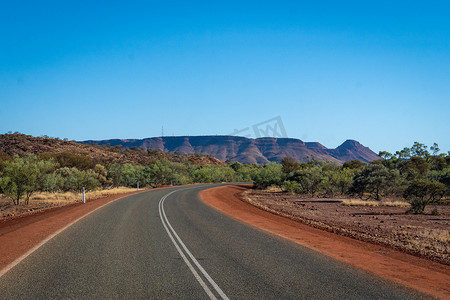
[200, 184, 450, 300]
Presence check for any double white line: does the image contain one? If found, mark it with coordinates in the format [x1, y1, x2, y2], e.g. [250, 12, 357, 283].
[158, 189, 230, 300]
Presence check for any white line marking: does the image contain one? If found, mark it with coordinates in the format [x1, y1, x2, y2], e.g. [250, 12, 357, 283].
[159, 188, 230, 300]
[158, 191, 217, 300]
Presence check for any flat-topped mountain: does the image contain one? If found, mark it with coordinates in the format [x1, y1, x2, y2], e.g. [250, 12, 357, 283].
[83, 136, 380, 164]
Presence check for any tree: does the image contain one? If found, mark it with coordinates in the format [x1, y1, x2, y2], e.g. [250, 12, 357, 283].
[430, 143, 440, 156]
[0, 155, 40, 205]
[410, 142, 430, 158]
[321, 170, 338, 196]
[303, 166, 323, 197]
[93, 164, 109, 186]
[288, 165, 323, 197]
[145, 159, 174, 186]
[28, 158, 60, 203]
[335, 168, 355, 195]
[107, 163, 123, 187]
[253, 162, 283, 189]
[428, 156, 446, 171]
[404, 179, 446, 214]
[395, 147, 411, 160]
[192, 165, 235, 183]
[427, 168, 450, 196]
[342, 160, 365, 169]
[232, 163, 259, 182]
[120, 164, 144, 187]
[39, 151, 93, 170]
[57, 167, 100, 191]
[281, 157, 301, 174]
[349, 164, 398, 200]
[403, 157, 429, 179]
[282, 180, 303, 194]
[378, 151, 393, 160]
[0, 151, 12, 169]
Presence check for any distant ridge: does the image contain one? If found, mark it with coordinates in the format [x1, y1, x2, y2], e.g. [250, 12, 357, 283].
[0, 133, 226, 166]
[82, 136, 380, 164]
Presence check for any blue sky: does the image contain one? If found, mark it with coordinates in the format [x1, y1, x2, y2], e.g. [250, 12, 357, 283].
[1, 1, 449, 154]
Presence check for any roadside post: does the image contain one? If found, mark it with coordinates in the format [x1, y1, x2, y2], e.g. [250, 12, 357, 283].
[137, 182, 139, 191]
[82, 187, 86, 204]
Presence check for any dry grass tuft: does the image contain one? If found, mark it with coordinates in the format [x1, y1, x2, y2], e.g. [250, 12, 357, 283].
[341, 200, 380, 207]
[383, 201, 411, 208]
[342, 199, 410, 208]
[399, 228, 450, 254]
[419, 228, 450, 244]
[30, 187, 140, 204]
[265, 185, 283, 193]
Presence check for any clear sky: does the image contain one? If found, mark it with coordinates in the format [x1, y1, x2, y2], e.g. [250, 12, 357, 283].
[1, 1, 449, 154]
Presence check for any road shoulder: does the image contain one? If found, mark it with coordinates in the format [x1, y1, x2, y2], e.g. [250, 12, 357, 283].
[200, 184, 450, 300]
[0, 190, 143, 276]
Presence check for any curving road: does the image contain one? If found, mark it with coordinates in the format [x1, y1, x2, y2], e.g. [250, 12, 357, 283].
[0, 185, 430, 299]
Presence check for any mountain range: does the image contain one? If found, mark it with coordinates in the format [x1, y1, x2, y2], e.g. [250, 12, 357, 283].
[83, 136, 380, 164]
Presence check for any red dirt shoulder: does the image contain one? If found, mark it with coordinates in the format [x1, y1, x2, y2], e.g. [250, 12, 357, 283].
[200, 184, 450, 300]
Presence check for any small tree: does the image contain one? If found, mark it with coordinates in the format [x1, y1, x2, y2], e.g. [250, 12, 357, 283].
[0, 151, 12, 169]
[281, 157, 301, 174]
[0, 155, 39, 205]
[253, 162, 283, 189]
[289, 166, 323, 197]
[342, 160, 365, 169]
[404, 179, 446, 214]
[335, 168, 355, 195]
[349, 164, 397, 200]
[26, 158, 60, 203]
[410, 142, 430, 158]
[145, 160, 174, 186]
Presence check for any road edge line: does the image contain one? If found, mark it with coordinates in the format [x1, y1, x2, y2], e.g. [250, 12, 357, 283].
[0, 191, 147, 279]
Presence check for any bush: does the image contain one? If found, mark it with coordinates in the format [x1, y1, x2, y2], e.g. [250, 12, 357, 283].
[282, 180, 303, 194]
[192, 165, 236, 183]
[404, 179, 446, 214]
[253, 162, 283, 189]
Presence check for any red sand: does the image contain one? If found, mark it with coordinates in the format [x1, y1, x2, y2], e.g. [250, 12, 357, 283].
[200, 185, 450, 300]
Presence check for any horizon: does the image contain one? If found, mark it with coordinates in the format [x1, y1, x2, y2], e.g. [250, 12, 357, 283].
[1, 2, 449, 154]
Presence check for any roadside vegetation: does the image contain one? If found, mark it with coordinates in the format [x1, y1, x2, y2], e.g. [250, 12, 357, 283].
[0, 138, 449, 215]
[0, 150, 259, 207]
[253, 142, 450, 214]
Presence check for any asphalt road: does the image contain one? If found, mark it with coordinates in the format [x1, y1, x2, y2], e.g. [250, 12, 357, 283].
[0, 184, 431, 299]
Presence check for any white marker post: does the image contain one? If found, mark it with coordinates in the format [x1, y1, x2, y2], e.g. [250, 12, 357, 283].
[137, 182, 139, 191]
[82, 187, 86, 204]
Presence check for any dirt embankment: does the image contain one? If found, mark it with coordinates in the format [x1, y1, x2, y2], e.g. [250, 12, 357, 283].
[243, 189, 449, 265]
[200, 185, 450, 300]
